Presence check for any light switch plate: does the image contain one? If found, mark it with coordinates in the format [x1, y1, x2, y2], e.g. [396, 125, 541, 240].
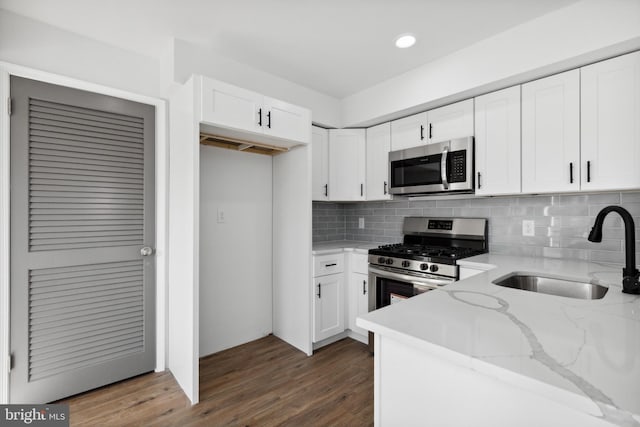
[217, 208, 226, 223]
[358, 217, 365, 229]
[522, 220, 535, 236]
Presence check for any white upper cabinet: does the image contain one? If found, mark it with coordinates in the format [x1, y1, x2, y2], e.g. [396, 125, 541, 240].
[474, 86, 521, 195]
[390, 112, 428, 151]
[427, 99, 474, 143]
[581, 51, 640, 191]
[262, 96, 310, 143]
[329, 129, 366, 201]
[199, 76, 311, 145]
[366, 122, 392, 200]
[312, 126, 329, 201]
[200, 77, 262, 133]
[521, 70, 580, 193]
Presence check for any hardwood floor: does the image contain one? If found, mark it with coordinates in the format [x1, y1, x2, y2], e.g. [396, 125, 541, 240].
[60, 336, 374, 426]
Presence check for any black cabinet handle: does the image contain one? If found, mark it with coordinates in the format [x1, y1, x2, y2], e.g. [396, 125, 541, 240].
[360, 183, 363, 197]
[325, 263, 337, 267]
[420, 125, 424, 140]
[569, 162, 574, 184]
[363, 280, 367, 295]
[587, 161, 591, 182]
[429, 123, 433, 139]
[267, 111, 271, 128]
[477, 172, 482, 189]
[384, 181, 388, 195]
[258, 108, 262, 126]
[324, 184, 328, 197]
[317, 283, 321, 299]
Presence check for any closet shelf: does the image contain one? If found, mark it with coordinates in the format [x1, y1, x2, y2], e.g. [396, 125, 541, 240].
[200, 132, 289, 156]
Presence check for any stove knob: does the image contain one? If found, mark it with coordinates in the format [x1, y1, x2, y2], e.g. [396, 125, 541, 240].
[402, 260, 411, 268]
[386, 258, 394, 265]
[430, 264, 439, 273]
[420, 263, 429, 271]
[378, 257, 386, 264]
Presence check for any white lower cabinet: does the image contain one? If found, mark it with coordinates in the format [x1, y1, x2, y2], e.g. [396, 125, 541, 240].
[313, 274, 345, 342]
[349, 273, 369, 337]
[313, 253, 345, 343]
[348, 253, 370, 339]
[313, 251, 371, 346]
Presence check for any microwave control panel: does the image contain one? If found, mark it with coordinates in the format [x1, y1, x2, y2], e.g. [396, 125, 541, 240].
[448, 150, 466, 183]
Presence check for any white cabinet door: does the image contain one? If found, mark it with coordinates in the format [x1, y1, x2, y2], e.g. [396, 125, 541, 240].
[427, 99, 474, 143]
[313, 273, 345, 342]
[263, 96, 311, 144]
[312, 126, 329, 201]
[328, 129, 366, 201]
[200, 77, 262, 134]
[474, 86, 521, 195]
[349, 273, 369, 337]
[366, 122, 392, 200]
[581, 51, 640, 191]
[390, 112, 428, 151]
[522, 70, 580, 193]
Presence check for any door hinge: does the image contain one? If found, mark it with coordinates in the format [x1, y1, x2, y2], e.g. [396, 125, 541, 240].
[7, 97, 12, 116]
[9, 353, 14, 371]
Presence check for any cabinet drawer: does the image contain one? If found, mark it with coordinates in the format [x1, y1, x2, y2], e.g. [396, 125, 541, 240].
[314, 253, 344, 277]
[351, 253, 368, 274]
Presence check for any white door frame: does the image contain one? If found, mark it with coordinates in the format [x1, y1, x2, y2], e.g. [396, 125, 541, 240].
[0, 62, 168, 404]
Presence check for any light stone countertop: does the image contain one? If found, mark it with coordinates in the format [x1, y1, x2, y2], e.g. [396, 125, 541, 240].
[312, 240, 383, 255]
[357, 253, 640, 426]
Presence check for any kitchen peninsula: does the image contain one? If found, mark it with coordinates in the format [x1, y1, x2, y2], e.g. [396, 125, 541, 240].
[358, 254, 640, 427]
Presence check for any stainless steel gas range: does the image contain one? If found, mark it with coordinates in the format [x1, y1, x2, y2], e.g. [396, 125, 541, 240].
[366, 217, 488, 350]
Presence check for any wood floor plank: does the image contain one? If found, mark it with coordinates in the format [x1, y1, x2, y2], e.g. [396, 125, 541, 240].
[59, 336, 373, 426]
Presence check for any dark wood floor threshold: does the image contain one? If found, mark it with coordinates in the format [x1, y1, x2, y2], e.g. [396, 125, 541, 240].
[60, 335, 374, 426]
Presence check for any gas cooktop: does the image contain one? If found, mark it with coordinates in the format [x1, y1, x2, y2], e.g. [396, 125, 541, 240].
[368, 217, 488, 278]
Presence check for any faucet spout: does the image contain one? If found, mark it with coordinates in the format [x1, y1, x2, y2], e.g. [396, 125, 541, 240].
[588, 205, 640, 294]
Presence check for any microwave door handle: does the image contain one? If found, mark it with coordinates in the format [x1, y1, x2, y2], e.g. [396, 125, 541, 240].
[441, 147, 449, 190]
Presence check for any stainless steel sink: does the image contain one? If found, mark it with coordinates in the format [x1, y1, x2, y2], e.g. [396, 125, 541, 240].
[492, 273, 608, 300]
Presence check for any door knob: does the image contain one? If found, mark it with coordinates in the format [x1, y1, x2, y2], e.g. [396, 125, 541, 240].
[140, 246, 154, 256]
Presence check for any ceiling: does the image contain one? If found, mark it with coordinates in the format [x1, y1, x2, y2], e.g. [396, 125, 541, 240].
[0, 0, 580, 98]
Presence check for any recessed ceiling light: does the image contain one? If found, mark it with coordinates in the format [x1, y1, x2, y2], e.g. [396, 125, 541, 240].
[395, 34, 416, 49]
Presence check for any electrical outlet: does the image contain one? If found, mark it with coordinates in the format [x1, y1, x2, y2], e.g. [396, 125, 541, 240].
[217, 208, 226, 223]
[358, 217, 365, 229]
[522, 220, 535, 236]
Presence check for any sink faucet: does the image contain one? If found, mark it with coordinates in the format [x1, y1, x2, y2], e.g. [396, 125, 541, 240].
[588, 205, 640, 294]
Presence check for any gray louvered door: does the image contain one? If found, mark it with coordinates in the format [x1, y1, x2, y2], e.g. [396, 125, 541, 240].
[9, 76, 155, 403]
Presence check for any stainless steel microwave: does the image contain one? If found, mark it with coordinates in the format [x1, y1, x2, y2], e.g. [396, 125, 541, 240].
[389, 137, 474, 195]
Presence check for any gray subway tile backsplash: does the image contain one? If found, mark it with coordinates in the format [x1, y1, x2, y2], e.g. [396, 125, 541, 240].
[313, 191, 640, 266]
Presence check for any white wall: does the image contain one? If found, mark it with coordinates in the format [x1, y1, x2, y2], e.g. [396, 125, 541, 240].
[172, 39, 342, 128]
[0, 9, 162, 98]
[168, 78, 199, 404]
[273, 145, 313, 355]
[199, 146, 273, 356]
[342, 0, 640, 127]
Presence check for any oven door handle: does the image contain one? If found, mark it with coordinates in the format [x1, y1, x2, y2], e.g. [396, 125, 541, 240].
[369, 266, 454, 288]
[441, 147, 449, 190]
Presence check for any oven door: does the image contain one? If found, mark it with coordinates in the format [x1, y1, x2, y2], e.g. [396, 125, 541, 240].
[366, 265, 455, 353]
[368, 266, 455, 310]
